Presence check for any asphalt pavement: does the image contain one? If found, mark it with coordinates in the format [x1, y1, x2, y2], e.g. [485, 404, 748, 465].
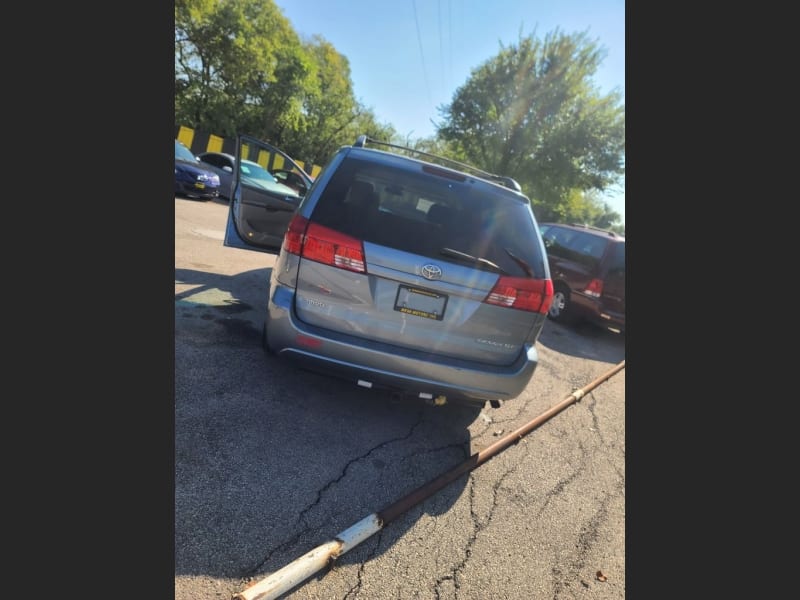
[174, 196, 626, 600]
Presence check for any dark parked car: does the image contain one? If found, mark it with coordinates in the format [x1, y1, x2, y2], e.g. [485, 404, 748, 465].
[174, 140, 221, 200]
[224, 134, 554, 409]
[538, 222, 625, 332]
[196, 151, 307, 201]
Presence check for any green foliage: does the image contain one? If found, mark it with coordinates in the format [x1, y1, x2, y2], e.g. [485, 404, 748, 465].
[534, 188, 621, 229]
[175, 1, 395, 166]
[437, 29, 625, 229]
[175, 7, 624, 229]
[279, 35, 396, 165]
[175, 0, 311, 139]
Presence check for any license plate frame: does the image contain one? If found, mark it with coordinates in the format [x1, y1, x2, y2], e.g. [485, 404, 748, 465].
[394, 284, 448, 321]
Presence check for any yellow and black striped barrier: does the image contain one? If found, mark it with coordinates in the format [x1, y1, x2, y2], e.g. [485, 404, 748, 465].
[176, 125, 322, 178]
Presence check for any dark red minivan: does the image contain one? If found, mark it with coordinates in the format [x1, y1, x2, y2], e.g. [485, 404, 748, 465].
[538, 223, 625, 333]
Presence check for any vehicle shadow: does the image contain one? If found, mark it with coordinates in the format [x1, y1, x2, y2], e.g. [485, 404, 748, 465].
[175, 267, 482, 585]
[537, 318, 625, 364]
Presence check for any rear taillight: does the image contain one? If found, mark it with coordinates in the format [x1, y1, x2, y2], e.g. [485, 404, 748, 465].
[283, 214, 309, 255]
[283, 216, 366, 273]
[584, 278, 604, 298]
[485, 277, 553, 313]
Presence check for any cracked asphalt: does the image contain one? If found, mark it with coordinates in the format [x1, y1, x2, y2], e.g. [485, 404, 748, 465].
[175, 197, 626, 600]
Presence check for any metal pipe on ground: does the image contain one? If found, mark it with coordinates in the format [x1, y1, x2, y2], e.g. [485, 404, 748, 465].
[232, 360, 625, 600]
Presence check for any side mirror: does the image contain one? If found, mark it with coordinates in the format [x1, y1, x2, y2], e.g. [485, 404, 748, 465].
[223, 166, 233, 173]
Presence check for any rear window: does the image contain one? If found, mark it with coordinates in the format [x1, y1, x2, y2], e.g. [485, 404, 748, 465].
[608, 241, 625, 273]
[310, 156, 547, 278]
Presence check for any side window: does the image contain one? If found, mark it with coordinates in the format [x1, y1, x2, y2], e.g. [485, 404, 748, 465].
[201, 155, 221, 169]
[543, 226, 575, 259]
[582, 236, 609, 260]
[541, 226, 556, 247]
[564, 232, 604, 269]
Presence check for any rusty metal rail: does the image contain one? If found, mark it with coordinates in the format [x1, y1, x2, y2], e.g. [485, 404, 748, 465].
[233, 360, 625, 600]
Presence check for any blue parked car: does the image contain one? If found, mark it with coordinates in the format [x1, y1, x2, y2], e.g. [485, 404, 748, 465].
[174, 140, 221, 200]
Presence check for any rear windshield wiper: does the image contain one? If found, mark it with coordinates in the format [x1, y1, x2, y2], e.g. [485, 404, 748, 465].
[504, 247, 534, 277]
[440, 247, 508, 274]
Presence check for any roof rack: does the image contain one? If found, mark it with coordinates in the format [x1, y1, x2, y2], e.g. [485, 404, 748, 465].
[353, 135, 522, 193]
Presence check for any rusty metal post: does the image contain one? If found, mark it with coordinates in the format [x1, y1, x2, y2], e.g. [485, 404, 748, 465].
[233, 515, 381, 600]
[232, 360, 624, 600]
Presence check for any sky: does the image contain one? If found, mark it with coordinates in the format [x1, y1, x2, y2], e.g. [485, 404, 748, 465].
[274, 0, 625, 224]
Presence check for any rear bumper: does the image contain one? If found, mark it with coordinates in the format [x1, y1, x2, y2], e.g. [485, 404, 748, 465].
[265, 283, 539, 404]
[571, 294, 625, 330]
[175, 180, 220, 199]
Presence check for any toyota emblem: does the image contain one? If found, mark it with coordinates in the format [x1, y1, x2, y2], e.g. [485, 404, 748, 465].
[421, 264, 442, 280]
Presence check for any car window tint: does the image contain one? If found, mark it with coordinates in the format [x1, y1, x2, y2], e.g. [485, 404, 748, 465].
[310, 157, 546, 278]
[242, 161, 278, 182]
[563, 232, 604, 269]
[542, 226, 575, 256]
[608, 241, 625, 273]
[579, 235, 608, 260]
[202, 155, 224, 169]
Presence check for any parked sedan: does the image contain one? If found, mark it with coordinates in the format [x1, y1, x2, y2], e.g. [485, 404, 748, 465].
[196, 152, 301, 201]
[174, 140, 221, 200]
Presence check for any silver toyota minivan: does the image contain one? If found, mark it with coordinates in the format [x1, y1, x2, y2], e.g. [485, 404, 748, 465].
[224, 135, 553, 408]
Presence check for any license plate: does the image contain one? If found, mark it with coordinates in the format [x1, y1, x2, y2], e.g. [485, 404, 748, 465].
[194, 182, 206, 189]
[394, 285, 448, 320]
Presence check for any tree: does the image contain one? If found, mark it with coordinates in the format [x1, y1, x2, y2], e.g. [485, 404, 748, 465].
[538, 188, 621, 228]
[279, 35, 397, 166]
[436, 29, 625, 227]
[175, 3, 395, 168]
[175, 0, 311, 139]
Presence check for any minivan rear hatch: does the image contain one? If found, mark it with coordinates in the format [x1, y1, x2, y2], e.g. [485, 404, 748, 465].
[291, 154, 551, 365]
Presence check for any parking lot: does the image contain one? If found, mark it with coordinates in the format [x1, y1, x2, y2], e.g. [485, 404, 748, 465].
[174, 197, 626, 600]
